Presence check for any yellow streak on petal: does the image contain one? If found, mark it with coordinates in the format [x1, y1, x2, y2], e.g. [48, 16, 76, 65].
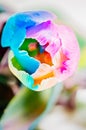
[34, 71, 54, 85]
[32, 63, 54, 85]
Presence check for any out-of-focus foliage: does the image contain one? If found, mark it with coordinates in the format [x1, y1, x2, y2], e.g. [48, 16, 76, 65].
[0, 86, 55, 130]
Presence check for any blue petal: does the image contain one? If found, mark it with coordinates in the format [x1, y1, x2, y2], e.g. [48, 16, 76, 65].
[1, 13, 36, 48]
[13, 50, 40, 74]
[24, 11, 55, 23]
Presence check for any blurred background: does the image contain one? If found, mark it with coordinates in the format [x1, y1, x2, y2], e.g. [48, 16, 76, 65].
[0, 0, 86, 130]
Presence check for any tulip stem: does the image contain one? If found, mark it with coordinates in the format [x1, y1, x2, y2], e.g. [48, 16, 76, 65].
[29, 82, 63, 130]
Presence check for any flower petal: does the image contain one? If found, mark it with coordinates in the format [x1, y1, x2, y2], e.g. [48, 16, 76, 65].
[8, 51, 39, 91]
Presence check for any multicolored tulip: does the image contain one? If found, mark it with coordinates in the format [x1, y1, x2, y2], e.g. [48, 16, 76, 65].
[1, 11, 80, 91]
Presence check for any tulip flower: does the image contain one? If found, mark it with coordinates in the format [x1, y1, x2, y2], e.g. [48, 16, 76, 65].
[1, 11, 80, 91]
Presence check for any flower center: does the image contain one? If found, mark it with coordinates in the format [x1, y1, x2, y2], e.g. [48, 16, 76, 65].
[19, 38, 53, 66]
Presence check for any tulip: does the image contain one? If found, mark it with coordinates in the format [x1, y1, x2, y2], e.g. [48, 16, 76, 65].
[1, 11, 80, 91]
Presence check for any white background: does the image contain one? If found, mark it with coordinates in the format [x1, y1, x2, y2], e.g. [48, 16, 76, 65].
[0, 0, 86, 35]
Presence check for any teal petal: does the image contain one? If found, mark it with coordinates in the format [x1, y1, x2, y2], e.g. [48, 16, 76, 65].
[8, 51, 39, 91]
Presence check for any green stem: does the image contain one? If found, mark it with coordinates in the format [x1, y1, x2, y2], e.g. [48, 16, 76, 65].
[29, 83, 63, 130]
